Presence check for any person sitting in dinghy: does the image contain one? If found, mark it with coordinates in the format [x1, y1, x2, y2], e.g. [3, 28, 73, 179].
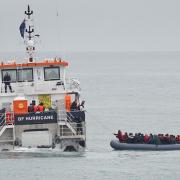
[114, 130, 123, 141]
[144, 134, 150, 143]
[127, 133, 134, 143]
[176, 135, 180, 143]
[122, 132, 128, 142]
[169, 135, 176, 144]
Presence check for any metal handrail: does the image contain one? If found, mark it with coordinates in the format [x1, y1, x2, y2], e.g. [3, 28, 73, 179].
[0, 114, 5, 126]
[0, 113, 14, 126]
[0, 113, 14, 140]
[57, 109, 86, 138]
[1, 80, 65, 94]
[59, 122, 86, 137]
[65, 77, 81, 91]
[57, 109, 85, 124]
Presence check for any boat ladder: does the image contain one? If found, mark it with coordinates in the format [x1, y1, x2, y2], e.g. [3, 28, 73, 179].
[0, 113, 15, 143]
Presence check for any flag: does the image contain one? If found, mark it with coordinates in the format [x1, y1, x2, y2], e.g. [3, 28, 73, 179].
[19, 20, 26, 38]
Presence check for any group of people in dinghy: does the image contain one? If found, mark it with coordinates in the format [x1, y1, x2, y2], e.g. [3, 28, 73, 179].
[114, 130, 180, 144]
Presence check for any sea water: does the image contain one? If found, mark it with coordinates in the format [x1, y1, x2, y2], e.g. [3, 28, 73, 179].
[0, 52, 180, 180]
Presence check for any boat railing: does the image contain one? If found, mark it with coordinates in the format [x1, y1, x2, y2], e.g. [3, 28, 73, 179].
[0, 112, 14, 126]
[1, 77, 81, 95]
[0, 112, 14, 142]
[0, 110, 86, 138]
[57, 109, 85, 123]
[0, 109, 85, 123]
[65, 78, 81, 91]
[59, 121, 86, 139]
[57, 109, 86, 138]
[0, 80, 65, 95]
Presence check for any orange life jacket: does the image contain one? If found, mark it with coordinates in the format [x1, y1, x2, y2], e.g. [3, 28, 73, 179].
[33, 105, 38, 112]
[38, 105, 44, 112]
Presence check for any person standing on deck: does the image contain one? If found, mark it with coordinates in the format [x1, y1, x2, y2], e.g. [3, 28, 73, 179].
[3, 72, 13, 93]
[71, 98, 80, 111]
[37, 102, 45, 112]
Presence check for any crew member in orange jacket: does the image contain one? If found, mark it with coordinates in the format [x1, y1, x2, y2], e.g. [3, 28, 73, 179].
[37, 102, 45, 112]
[31, 100, 38, 112]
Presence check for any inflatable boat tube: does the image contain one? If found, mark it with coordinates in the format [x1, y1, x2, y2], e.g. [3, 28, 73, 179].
[110, 139, 180, 151]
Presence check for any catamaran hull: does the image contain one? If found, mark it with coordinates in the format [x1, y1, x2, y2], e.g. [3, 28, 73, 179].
[110, 139, 180, 150]
[0, 139, 86, 152]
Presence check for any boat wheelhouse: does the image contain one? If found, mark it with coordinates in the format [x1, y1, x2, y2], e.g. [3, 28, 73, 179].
[0, 5, 86, 152]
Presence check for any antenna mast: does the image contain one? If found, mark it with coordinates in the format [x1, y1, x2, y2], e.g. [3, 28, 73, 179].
[24, 5, 39, 63]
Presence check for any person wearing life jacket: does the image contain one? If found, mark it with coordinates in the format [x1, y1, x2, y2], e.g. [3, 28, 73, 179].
[28, 103, 34, 113]
[144, 134, 150, 143]
[158, 134, 164, 144]
[34, 105, 38, 112]
[6, 111, 13, 124]
[31, 100, 38, 113]
[177, 135, 180, 143]
[37, 102, 45, 112]
[122, 132, 128, 142]
[114, 130, 123, 142]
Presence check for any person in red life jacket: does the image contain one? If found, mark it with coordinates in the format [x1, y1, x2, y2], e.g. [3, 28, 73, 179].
[37, 102, 45, 112]
[158, 134, 165, 144]
[28, 103, 34, 113]
[34, 104, 38, 112]
[114, 130, 123, 141]
[175, 135, 180, 143]
[176, 135, 180, 143]
[144, 134, 150, 143]
[175, 135, 178, 142]
[6, 111, 12, 124]
[31, 100, 38, 113]
[122, 132, 128, 142]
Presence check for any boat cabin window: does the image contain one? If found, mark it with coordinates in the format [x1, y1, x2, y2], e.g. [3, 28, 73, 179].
[44, 67, 60, 81]
[18, 68, 33, 82]
[2, 69, 17, 83]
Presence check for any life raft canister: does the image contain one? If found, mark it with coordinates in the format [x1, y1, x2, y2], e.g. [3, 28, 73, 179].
[13, 99, 28, 114]
[65, 95, 71, 112]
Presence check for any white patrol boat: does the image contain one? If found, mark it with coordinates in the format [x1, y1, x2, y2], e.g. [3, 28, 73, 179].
[0, 5, 86, 152]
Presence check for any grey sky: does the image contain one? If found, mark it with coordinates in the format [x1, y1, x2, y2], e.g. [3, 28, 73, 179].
[0, 0, 180, 52]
